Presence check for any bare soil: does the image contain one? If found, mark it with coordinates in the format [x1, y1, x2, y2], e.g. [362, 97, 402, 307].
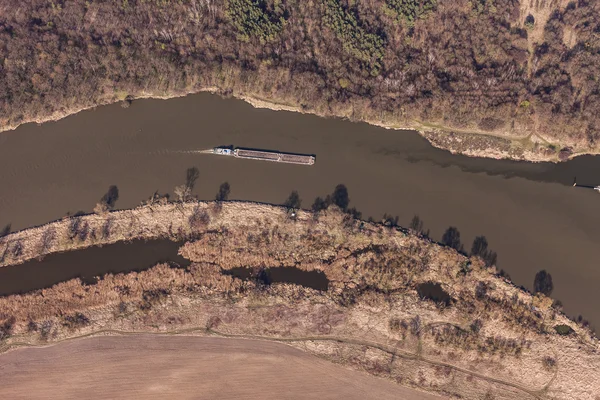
[0, 335, 443, 400]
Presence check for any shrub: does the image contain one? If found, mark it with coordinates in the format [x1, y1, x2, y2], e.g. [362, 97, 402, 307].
[558, 147, 573, 161]
[470, 319, 483, 334]
[189, 206, 211, 230]
[525, 14, 535, 30]
[554, 324, 574, 336]
[389, 317, 402, 332]
[40, 320, 54, 340]
[62, 312, 90, 329]
[0, 316, 16, 340]
[27, 320, 38, 332]
[140, 289, 170, 310]
[385, 0, 437, 25]
[226, 0, 284, 43]
[323, 0, 385, 75]
[475, 281, 488, 300]
[542, 356, 556, 370]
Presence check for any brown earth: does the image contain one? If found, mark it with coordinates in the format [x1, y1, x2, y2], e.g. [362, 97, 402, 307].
[0, 202, 598, 399]
[0, 335, 444, 400]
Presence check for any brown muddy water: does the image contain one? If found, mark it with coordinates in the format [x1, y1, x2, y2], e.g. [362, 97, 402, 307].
[0, 92, 599, 327]
[226, 267, 329, 291]
[0, 240, 189, 295]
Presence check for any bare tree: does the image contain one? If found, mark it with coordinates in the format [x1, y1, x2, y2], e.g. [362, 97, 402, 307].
[173, 184, 192, 202]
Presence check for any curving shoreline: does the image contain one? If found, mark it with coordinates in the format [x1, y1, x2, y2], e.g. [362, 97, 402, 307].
[0, 88, 595, 164]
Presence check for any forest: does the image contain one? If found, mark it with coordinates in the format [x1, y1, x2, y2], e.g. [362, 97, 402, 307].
[0, 0, 598, 151]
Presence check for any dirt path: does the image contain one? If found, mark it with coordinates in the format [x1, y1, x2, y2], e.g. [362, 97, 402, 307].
[1, 326, 549, 399]
[0, 335, 444, 400]
[209, 331, 546, 399]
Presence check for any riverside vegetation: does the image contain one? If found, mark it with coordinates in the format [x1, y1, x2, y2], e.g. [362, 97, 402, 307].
[0, 200, 598, 399]
[1, 0, 600, 161]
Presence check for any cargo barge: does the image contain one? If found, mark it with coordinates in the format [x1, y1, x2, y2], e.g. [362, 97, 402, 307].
[212, 147, 315, 166]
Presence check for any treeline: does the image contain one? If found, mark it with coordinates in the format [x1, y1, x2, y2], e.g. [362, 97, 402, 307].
[0, 0, 599, 149]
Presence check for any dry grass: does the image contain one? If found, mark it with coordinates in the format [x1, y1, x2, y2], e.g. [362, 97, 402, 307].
[0, 202, 598, 399]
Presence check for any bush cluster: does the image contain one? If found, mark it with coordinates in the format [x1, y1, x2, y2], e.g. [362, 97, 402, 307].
[384, 0, 437, 25]
[226, 0, 284, 43]
[323, 0, 385, 75]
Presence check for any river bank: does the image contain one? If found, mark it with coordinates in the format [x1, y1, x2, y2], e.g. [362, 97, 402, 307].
[1, 0, 599, 165]
[0, 201, 273, 268]
[3, 91, 600, 330]
[0, 87, 592, 164]
[0, 202, 598, 399]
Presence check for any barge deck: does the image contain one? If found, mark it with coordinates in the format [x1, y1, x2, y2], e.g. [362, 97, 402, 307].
[212, 147, 315, 166]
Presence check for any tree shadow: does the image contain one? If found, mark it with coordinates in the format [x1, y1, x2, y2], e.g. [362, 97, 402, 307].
[409, 215, 430, 238]
[100, 185, 119, 209]
[470, 235, 497, 267]
[186, 167, 199, 191]
[534, 270, 553, 296]
[441, 226, 465, 254]
[312, 184, 351, 212]
[284, 190, 302, 209]
[216, 182, 231, 201]
[0, 224, 11, 238]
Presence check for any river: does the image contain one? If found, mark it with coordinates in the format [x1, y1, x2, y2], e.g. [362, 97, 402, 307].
[0, 92, 599, 328]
